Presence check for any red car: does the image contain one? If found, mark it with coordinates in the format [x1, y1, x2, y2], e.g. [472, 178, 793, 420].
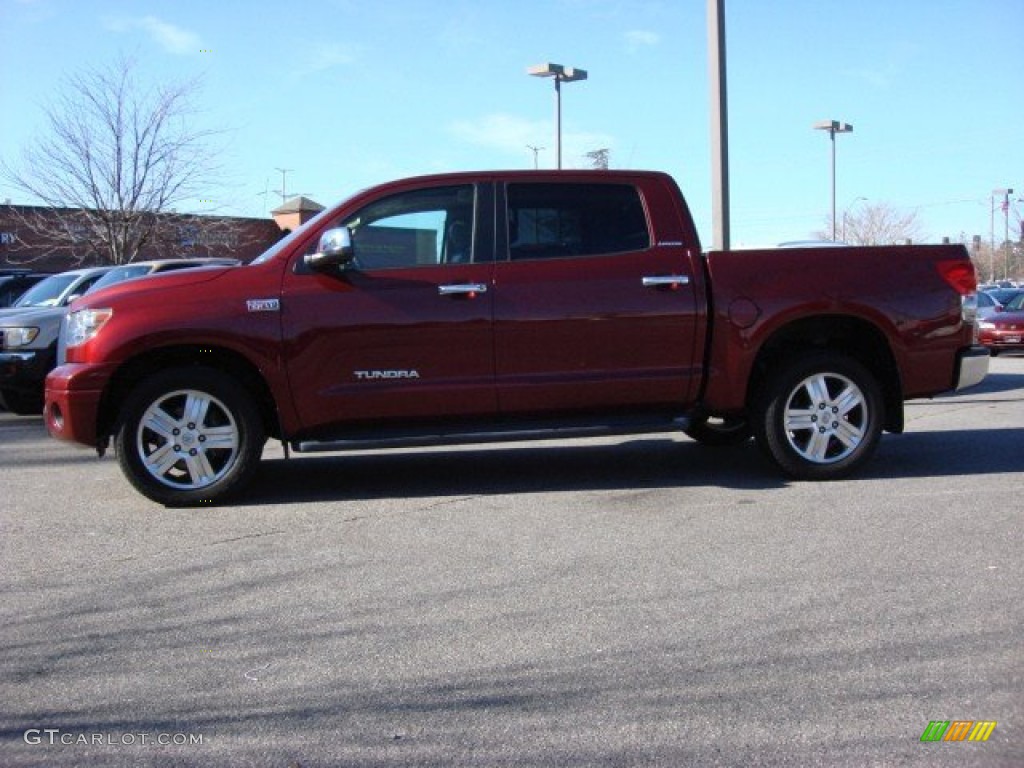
[978, 292, 1024, 355]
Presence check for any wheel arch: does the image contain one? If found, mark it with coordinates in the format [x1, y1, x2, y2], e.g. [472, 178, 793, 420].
[97, 345, 281, 443]
[747, 315, 904, 434]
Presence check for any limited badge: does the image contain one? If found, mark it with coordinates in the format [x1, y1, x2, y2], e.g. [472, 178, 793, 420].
[246, 298, 280, 312]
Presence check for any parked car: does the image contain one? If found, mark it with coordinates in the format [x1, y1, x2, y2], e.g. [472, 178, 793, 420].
[978, 292, 1024, 356]
[0, 266, 114, 413]
[0, 269, 53, 308]
[86, 258, 240, 294]
[964, 290, 1007, 322]
[984, 288, 1023, 307]
[0, 267, 113, 316]
[0, 258, 238, 414]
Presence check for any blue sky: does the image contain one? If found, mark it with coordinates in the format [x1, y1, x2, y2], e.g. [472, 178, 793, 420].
[1, 0, 1021, 247]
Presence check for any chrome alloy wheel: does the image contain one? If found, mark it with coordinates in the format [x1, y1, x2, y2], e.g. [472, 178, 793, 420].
[782, 371, 867, 464]
[136, 389, 240, 489]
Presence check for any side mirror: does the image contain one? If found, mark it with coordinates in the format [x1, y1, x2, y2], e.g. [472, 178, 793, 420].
[305, 228, 355, 271]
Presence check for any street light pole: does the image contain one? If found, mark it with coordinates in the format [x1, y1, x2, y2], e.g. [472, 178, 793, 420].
[708, 0, 730, 251]
[992, 188, 1014, 281]
[813, 120, 853, 241]
[528, 63, 588, 169]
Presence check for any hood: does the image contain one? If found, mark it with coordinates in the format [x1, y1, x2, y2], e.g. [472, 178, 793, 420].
[71, 265, 239, 310]
[0, 306, 38, 318]
[0, 305, 68, 326]
[990, 310, 1024, 327]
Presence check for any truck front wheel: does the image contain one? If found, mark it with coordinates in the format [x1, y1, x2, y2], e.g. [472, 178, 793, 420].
[753, 353, 883, 480]
[114, 368, 265, 506]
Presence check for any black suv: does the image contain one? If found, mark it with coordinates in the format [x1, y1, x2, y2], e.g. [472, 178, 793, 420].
[1, 258, 239, 414]
[0, 269, 52, 308]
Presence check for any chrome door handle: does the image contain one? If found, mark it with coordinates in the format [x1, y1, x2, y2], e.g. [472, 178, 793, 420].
[642, 275, 690, 288]
[438, 283, 488, 296]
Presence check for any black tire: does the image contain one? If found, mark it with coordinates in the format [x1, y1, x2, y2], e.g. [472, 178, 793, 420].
[1, 388, 43, 416]
[752, 352, 884, 480]
[114, 367, 265, 506]
[684, 415, 752, 446]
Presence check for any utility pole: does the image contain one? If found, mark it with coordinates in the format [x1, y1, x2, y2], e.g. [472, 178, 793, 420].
[275, 168, 294, 205]
[992, 188, 1013, 281]
[708, 0, 730, 251]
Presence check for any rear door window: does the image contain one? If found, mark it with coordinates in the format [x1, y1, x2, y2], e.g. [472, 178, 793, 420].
[505, 183, 649, 260]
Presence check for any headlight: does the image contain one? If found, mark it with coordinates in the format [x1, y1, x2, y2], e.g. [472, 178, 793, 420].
[1, 327, 39, 348]
[977, 320, 996, 330]
[65, 308, 113, 348]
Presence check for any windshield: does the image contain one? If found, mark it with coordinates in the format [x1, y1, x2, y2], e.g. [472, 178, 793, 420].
[13, 273, 79, 308]
[90, 265, 151, 292]
[1005, 293, 1024, 312]
[250, 206, 335, 265]
[986, 289, 1021, 305]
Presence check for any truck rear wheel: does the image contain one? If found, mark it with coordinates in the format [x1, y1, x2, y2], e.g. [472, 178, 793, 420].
[114, 368, 265, 506]
[753, 352, 883, 479]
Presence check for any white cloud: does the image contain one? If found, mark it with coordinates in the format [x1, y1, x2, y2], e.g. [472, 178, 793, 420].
[625, 29, 660, 52]
[449, 113, 615, 168]
[845, 66, 890, 89]
[302, 42, 358, 73]
[449, 113, 548, 155]
[104, 16, 201, 56]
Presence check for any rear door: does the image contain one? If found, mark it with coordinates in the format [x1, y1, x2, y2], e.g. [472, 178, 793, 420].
[492, 177, 701, 415]
[281, 182, 497, 434]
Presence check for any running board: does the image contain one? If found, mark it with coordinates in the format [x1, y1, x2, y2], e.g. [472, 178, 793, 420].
[292, 415, 691, 454]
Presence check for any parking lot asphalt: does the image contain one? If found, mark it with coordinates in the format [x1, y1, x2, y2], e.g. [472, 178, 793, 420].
[1, 357, 1022, 767]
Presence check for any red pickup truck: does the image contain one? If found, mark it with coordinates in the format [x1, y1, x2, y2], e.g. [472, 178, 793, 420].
[44, 170, 988, 505]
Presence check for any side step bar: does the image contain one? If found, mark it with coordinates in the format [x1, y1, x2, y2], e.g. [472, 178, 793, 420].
[292, 415, 691, 454]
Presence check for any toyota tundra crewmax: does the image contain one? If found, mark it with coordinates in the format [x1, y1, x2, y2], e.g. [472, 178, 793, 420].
[44, 171, 988, 505]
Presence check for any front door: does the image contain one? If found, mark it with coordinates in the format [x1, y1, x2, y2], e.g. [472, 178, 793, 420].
[281, 183, 496, 436]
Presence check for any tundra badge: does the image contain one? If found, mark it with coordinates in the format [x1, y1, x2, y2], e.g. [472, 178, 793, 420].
[354, 370, 421, 380]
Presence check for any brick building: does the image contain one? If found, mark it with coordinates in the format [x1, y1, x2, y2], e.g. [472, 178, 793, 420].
[270, 196, 325, 233]
[0, 197, 325, 273]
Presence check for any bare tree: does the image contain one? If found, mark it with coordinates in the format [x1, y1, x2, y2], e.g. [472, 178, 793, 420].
[585, 148, 610, 170]
[1, 57, 228, 265]
[818, 201, 924, 246]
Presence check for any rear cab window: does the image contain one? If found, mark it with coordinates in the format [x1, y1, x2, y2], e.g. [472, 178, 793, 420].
[504, 182, 650, 261]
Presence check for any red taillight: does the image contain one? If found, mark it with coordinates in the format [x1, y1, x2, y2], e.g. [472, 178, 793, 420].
[936, 259, 977, 295]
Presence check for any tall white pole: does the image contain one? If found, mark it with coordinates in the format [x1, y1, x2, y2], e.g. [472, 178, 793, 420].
[708, 0, 730, 251]
[555, 77, 563, 170]
[829, 130, 837, 241]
